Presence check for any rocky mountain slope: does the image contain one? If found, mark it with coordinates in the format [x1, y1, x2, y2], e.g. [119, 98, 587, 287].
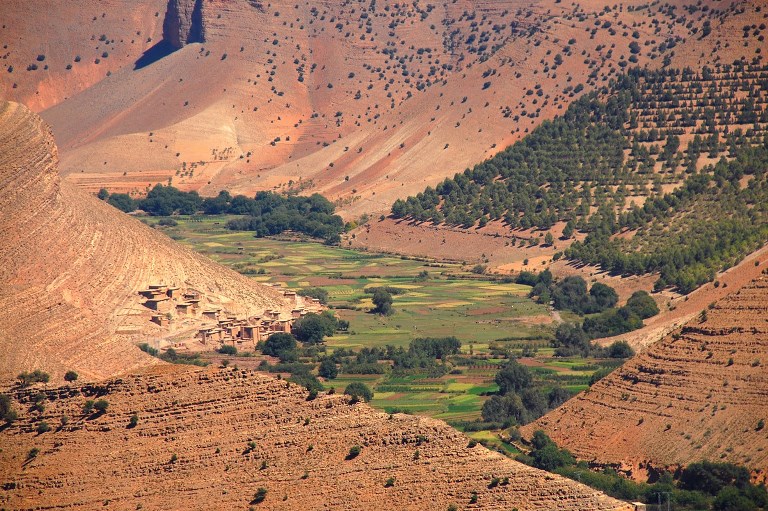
[526, 273, 768, 480]
[0, 365, 632, 511]
[0, 101, 294, 380]
[1, 0, 763, 217]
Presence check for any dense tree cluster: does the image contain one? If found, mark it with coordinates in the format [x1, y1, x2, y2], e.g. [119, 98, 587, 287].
[525, 440, 768, 510]
[98, 186, 344, 244]
[391, 92, 628, 230]
[392, 64, 768, 294]
[481, 360, 573, 426]
[218, 191, 344, 244]
[523, 272, 657, 343]
[567, 144, 768, 293]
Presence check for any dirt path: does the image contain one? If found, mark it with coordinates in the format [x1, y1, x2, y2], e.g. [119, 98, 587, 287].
[595, 243, 768, 351]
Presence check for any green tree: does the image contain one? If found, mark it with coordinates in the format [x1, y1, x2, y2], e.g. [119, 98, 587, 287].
[589, 282, 618, 311]
[494, 360, 533, 394]
[318, 358, 338, 379]
[344, 382, 373, 403]
[107, 193, 137, 213]
[607, 340, 634, 359]
[64, 370, 78, 382]
[713, 486, 757, 511]
[371, 288, 394, 315]
[297, 287, 329, 304]
[262, 333, 297, 361]
[562, 221, 574, 239]
[0, 394, 18, 424]
[292, 313, 336, 344]
[83, 400, 95, 414]
[94, 399, 109, 414]
[625, 290, 659, 319]
[17, 370, 50, 387]
[553, 323, 591, 357]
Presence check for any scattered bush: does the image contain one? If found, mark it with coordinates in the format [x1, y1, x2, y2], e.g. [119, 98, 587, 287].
[94, 399, 109, 414]
[64, 370, 79, 382]
[252, 487, 268, 504]
[0, 394, 18, 424]
[17, 370, 50, 387]
[346, 445, 361, 460]
[217, 344, 238, 355]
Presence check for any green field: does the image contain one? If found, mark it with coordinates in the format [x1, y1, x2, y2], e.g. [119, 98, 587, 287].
[157, 216, 605, 421]
[164, 216, 552, 350]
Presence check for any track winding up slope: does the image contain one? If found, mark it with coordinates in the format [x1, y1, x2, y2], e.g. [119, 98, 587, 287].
[528, 274, 768, 480]
[0, 365, 632, 511]
[0, 101, 292, 380]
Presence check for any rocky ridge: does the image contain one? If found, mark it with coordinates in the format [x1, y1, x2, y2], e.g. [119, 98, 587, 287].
[0, 365, 633, 511]
[527, 274, 768, 480]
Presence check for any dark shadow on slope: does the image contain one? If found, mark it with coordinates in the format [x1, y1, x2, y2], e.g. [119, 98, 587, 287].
[134, 40, 177, 70]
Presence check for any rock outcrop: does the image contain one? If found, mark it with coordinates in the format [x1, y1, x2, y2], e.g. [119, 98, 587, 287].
[162, 0, 205, 49]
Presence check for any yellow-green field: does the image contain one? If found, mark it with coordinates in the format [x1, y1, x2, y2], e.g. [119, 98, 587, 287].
[158, 216, 604, 422]
[163, 216, 553, 351]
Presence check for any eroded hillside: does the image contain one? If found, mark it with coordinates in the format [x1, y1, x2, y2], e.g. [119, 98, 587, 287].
[526, 273, 768, 480]
[1, 0, 763, 216]
[0, 365, 632, 511]
[0, 101, 296, 380]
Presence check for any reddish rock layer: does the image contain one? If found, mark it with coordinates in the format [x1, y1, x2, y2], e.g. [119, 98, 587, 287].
[528, 275, 768, 480]
[0, 365, 632, 511]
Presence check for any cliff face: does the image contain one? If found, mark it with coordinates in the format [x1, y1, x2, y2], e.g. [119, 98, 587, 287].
[162, 0, 204, 48]
[0, 101, 293, 380]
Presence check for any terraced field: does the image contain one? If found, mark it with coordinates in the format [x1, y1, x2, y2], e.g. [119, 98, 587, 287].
[145, 216, 615, 422]
[163, 216, 552, 349]
[528, 273, 768, 478]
